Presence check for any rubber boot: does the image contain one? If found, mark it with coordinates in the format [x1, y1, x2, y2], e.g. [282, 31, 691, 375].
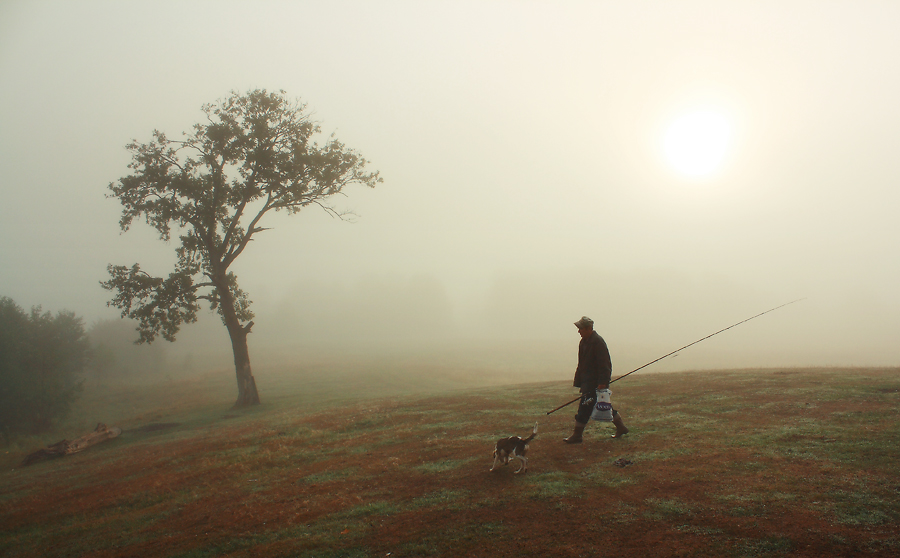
[564, 422, 586, 444]
[612, 413, 629, 438]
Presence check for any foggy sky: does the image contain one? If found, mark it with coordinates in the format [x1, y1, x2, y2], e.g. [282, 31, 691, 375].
[1, 1, 898, 374]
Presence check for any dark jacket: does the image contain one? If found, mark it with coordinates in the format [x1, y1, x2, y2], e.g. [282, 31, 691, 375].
[573, 331, 612, 393]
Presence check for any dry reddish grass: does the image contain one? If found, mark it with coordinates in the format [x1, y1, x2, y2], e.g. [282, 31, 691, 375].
[2, 368, 899, 557]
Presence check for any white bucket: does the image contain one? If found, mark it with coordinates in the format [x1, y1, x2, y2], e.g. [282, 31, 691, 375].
[590, 388, 613, 422]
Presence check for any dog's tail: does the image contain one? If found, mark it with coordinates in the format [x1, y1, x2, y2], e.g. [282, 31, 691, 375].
[523, 422, 538, 444]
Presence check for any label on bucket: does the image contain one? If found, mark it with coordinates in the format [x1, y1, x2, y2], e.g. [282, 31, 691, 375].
[591, 388, 613, 422]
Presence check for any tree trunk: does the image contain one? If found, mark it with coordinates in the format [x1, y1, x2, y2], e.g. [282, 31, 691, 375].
[228, 323, 260, 407]
[215, 273, 261, 407]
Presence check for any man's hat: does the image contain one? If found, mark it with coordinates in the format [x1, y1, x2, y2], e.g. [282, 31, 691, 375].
[574, 316, 594, 329]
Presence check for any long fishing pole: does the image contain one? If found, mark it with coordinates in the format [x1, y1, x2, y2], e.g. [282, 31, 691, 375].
[546, 299, 804, 415]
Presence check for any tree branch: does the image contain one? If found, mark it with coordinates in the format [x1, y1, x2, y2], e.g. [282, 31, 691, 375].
[223, 194, 274, 267]
[222, 197, 250, 253]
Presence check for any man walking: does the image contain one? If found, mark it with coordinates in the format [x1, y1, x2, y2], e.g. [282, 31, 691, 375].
[564, 316, 629, 443]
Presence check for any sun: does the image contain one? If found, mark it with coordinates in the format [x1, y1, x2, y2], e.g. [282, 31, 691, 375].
[662, 109, 734, 178]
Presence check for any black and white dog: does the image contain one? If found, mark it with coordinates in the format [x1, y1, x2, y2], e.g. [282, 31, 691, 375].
[490, 422, 537, 474]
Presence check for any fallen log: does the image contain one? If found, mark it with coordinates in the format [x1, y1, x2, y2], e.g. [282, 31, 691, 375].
[22, 423, 121, 466]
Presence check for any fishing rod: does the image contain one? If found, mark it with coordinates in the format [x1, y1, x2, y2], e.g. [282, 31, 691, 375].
[546, 299, 804, 415]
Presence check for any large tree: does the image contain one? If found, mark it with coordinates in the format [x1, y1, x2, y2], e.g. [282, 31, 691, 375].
[102, 89, 380, 407]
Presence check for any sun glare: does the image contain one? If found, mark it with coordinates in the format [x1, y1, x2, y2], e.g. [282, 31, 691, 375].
[662, 109, 734, 178]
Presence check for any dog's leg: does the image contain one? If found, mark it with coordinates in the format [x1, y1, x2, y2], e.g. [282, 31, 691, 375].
[490, 449, 500, 472]
[514, 455, 527, 474]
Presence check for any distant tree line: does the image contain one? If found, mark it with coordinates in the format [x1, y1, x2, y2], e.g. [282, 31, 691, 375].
[0, 297, 89, 442]
[87, 319, 166, 381]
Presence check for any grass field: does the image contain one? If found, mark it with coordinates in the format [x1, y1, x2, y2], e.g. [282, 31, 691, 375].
[1, 367, 899, 557]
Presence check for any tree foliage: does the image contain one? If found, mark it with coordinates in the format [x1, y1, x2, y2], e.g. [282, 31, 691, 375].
[101, 89, 381, 405]
[0, 297, 89, 441]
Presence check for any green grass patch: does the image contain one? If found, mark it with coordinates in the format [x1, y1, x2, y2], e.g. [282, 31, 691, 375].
[299, 466, 361, 484]
[415, 457, 477, 473]
[339, 500, 400, 519]
[525, 470, 581, 498]
[392, 521, 509, 556]
[411, 489, 469, 510]
[582, 459, 638, 487]
[730, 536, 794, 557]
[644, 497, 694, 520]
[829, 487, 896, 526]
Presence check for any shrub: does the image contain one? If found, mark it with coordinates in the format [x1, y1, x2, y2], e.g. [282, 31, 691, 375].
[0, 296, 89, 441]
